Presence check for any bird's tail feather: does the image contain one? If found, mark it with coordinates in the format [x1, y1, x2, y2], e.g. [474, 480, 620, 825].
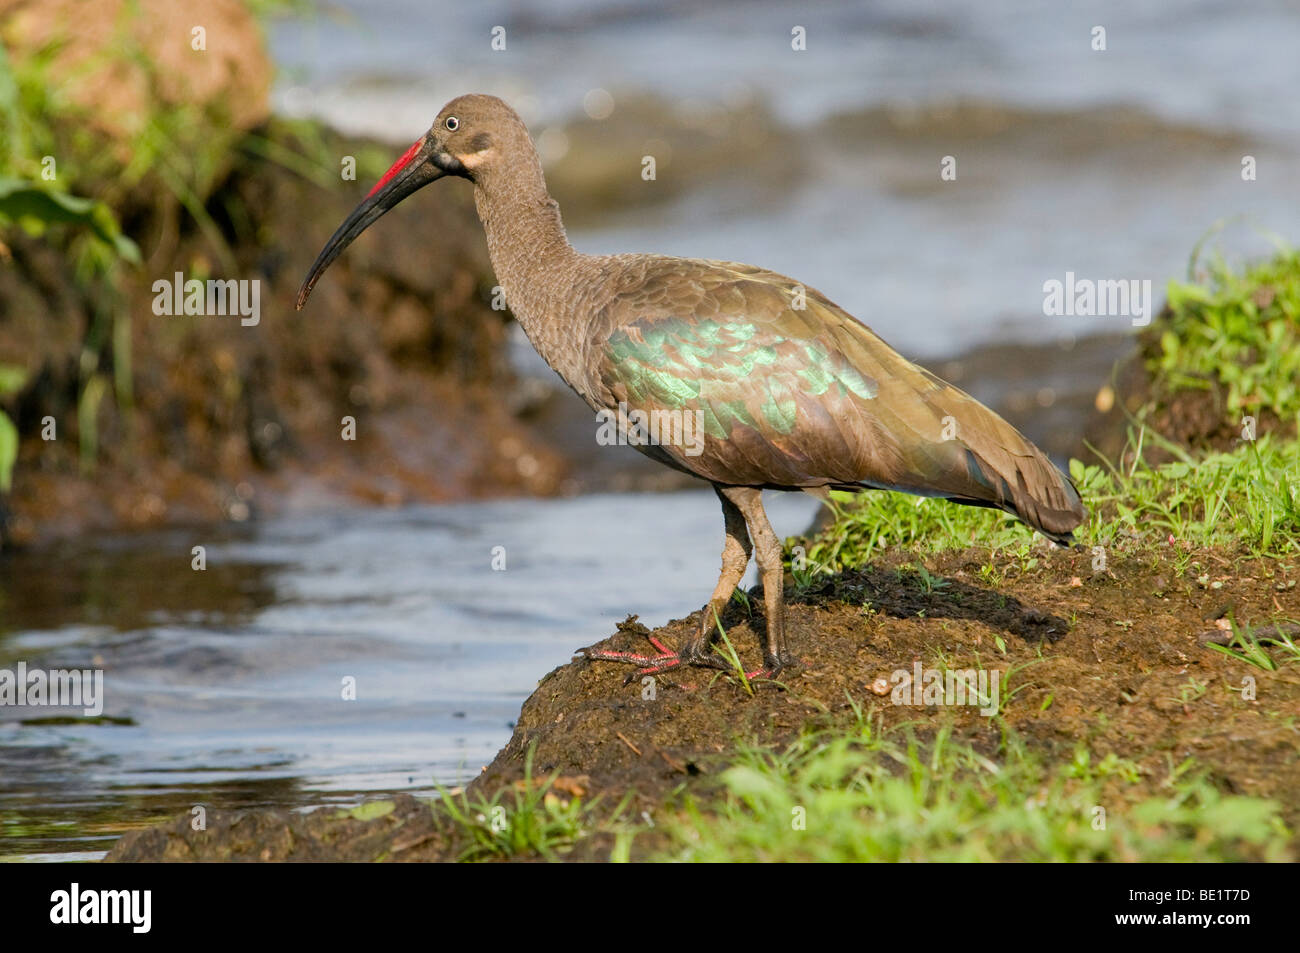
[847, 375, 1086, 545]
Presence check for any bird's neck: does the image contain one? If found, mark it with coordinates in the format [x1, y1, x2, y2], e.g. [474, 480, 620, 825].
[473, 169, 593, 394]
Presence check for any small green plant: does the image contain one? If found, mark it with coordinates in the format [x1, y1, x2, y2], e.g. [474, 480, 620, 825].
[1151, 245, 1300, 424]
[787, 541, 833, 595]
[337, 800, 396, 822]
[1208, 620, 1300, 671]
[0, 179, 139, 264]
[729, 586, 752, 615]
[915, 565, 950, 595]
[0, 365, 24, 492]
[710, 613, 757, 694]
[435, 746, 592, 861]
[1174, 676, 1209, 706]
[993, 654, 1049, 716]
[978, 557, 1004, 587]
[1065, 746, 1142, 784]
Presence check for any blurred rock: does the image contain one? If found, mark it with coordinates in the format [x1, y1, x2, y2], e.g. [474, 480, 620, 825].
[0, 0, 271, 140]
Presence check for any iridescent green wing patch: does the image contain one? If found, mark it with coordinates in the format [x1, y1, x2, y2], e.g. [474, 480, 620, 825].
[602, 315, 877, 442]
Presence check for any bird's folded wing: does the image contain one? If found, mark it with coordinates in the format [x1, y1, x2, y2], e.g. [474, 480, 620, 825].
[591, 258, 1083, 538]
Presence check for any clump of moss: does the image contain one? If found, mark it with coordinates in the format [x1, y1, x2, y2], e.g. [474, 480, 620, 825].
[1146, 247, 1300, 442]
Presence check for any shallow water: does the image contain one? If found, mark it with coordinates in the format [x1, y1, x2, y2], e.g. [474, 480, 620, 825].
[0, 490, 819, 860]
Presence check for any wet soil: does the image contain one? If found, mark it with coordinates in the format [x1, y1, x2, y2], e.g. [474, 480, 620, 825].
[1083, 307, 1298, 468]
[106, 539, 1299, 861]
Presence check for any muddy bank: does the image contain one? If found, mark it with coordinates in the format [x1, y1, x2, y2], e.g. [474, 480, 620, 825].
[106, 538, 1299, 862]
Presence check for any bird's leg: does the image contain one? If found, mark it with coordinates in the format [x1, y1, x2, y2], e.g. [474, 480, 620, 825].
[683, 485, 753, 656]
[583, 486, 752, 680]
[721, 486, 796, 678]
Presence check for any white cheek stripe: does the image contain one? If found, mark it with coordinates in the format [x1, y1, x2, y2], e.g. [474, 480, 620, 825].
[457, 149, 494, 169]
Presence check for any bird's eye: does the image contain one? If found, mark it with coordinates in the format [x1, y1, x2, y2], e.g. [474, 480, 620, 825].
[445, 116, 459, 131]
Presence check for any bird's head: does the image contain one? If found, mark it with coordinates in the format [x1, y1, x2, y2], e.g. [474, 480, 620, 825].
[295, 93, 532, 310]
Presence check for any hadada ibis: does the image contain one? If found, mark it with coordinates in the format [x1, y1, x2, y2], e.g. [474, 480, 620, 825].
[296, 94, 1085, 681]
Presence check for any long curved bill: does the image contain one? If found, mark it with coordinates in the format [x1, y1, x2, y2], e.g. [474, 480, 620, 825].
[295, 137, 446, 310]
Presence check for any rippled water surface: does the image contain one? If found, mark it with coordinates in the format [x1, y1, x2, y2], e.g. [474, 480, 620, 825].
[0, 491, 819, 860]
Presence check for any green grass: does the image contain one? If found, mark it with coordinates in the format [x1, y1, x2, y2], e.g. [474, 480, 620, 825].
[1078, 433, 1300, 557]
[434, 746, 614, 861]
[1207, 619, 1300, 671]
[405, 711, 1292, 862]
[654, 713, 1291, 862]
[1151, 246, 1300, 423]
[0, 364, 23, 491]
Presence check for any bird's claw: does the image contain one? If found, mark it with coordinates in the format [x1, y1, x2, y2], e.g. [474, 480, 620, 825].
[583, 634, 748, 684]
[584, 635, 683, 683]
[749, 652, 803, 683]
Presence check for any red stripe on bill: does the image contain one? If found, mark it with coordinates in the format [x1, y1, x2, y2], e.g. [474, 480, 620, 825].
[366, 139, 424, 198]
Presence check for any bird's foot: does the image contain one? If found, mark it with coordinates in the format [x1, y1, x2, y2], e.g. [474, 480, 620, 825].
[747, 651, 801, 683]
[583, 635, 735, 684]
